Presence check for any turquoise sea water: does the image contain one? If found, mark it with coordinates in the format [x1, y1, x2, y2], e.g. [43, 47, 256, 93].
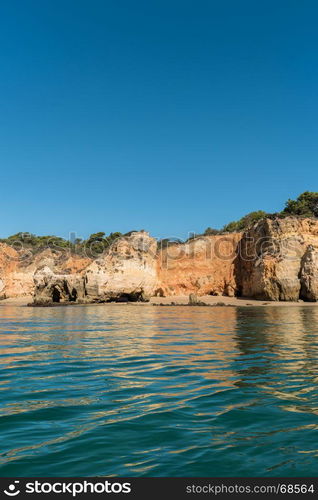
[0, 304, 318, 477]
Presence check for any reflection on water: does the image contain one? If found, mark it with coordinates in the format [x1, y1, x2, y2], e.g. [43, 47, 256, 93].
[0, 304, 318, 476]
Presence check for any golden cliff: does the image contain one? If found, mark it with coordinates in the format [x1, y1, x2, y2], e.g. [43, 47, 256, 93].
[157, 233, 241, 297]
[1, 217, 318, 304]
[0, 244, 90, 300]
[238, 217, 318, 301]
[33, 232, 158, 305]
[31, 232, 242, 304]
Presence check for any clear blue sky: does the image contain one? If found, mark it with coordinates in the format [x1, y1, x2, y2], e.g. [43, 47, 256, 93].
[1, 0, 318, 240]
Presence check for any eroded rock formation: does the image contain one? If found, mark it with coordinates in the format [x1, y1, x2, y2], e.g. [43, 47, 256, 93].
[2, 218, 318, 304]
[157, 234, 241, 297]
[238, 217, 318, 301]
[33, 231, 158, 305]
[33, 266, 86, 305]
[300, 245, 318, 302]
[0, 245, 90, 300]
[83, 231, 158, 302]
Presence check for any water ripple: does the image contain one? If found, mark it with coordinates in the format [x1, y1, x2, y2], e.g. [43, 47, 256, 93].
[0, 304, 318, 476]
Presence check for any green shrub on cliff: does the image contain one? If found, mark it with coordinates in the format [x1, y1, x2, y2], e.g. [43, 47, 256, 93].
[158, 238, 182, 249]
[1, 193, 318, 253]
[222, 210, 268, 232]
[217, 192, 318, 233]
[282, 191, 318, 217]
[0, 230, 124, 256]
[0, 232, 71, 249]
[203, 227, 220, 236]
[84, 231, 122, 255]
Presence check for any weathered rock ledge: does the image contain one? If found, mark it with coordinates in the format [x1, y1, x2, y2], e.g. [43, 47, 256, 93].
[237, 217, 318, 301]
[33, 231, 158, 305]
[1, 218, 318, 305]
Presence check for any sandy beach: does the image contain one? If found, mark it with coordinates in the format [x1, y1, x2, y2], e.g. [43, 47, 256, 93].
[1, 295, 318, 307]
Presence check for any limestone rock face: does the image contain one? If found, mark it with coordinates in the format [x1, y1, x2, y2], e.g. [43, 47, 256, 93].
[84, 232, 158, 302]
[300, 245, 318, 302]
[0, 243, 21, 299]
[238, 217, 318, 301]
[32, 231, 158, 304]
[33, 266, 86, 305]
[0, 244, 91, 300]
[3, 217, 318, 305]
[157, 234, 241, 297]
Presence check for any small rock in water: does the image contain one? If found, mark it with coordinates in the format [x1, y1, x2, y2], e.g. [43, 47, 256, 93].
[188, 293, 200, 305]
[188, 293, 208, 306]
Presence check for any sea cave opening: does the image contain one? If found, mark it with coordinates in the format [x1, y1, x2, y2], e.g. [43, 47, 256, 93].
[52, 287, 61, 303]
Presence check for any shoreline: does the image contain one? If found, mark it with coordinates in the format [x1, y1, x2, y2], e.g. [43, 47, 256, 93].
[1, 295, 318, 307]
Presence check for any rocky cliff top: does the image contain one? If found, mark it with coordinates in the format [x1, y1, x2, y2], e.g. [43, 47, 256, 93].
[2, 220, 318, 303]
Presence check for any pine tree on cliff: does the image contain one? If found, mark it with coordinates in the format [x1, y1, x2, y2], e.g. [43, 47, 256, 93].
[282, 192, 318, 218]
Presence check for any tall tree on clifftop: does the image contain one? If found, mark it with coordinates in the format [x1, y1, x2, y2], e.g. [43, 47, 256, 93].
[283, 192, 318, 217]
